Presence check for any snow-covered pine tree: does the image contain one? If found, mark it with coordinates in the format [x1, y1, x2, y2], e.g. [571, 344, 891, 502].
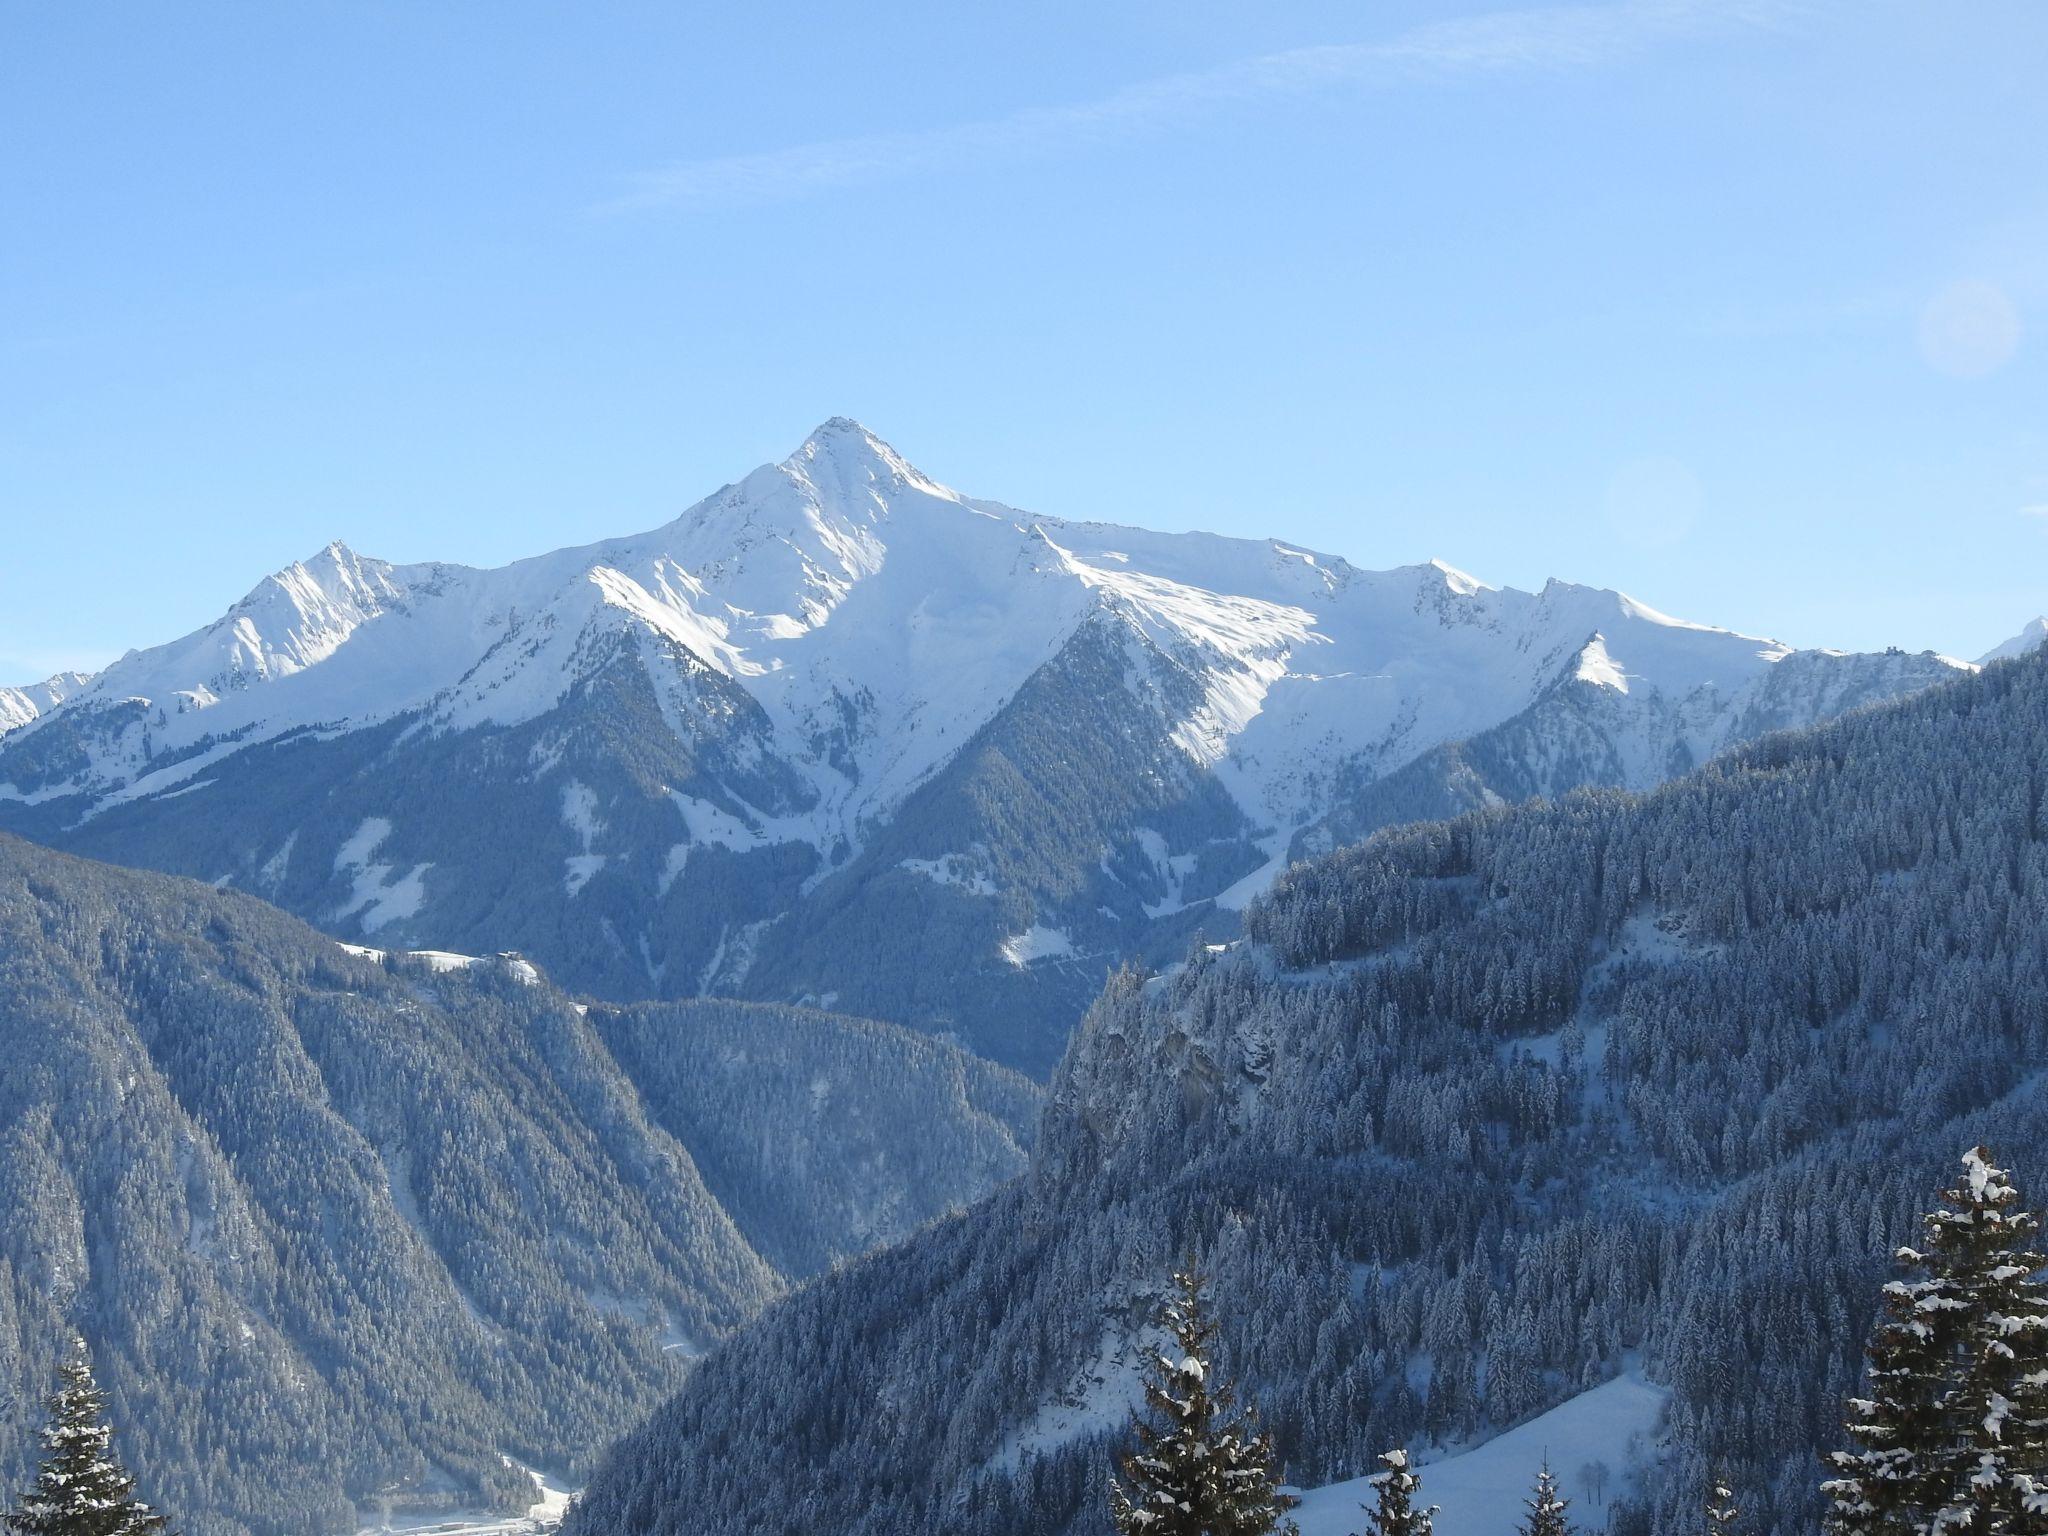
[1109, 1266, 1299, 1535]
[1704, 1474, 1741, 1536]
[6, 1343, 170, 1536]
[1355, 1449, 1435, 1536]
[1518, 1461, 1575, 1536]
[1823, 1145, 2048, 1536]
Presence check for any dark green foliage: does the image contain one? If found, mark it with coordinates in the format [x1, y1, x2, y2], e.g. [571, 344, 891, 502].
[6, 1348, 168, 1536]
[1108, 1268, 1297, 1535]
[1823, 1147, 2048, 1536]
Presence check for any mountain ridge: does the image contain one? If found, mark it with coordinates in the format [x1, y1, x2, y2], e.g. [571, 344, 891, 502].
[0, 829, 1036, 1536]
[562, 646, 2048, 1536]
[0, 423, 1974, 1071]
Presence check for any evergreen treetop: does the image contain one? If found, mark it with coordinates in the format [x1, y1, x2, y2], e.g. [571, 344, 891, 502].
[1519, 1461, 1575, 1536]
[1823, 1145, 2048, 1536]
[6, 1342, 170, 1536]
[1705, 1474, 1741, 1536]
[1109, 1265, 1299, 1535]
[1357, 1448, 1436, 1536]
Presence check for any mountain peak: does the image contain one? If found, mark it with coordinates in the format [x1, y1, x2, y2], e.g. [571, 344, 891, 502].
[784, 418, 931, 495]
[1979, 616, 2048, 666]
[793, 415, 892, 460]
[1426, 557, 1491, 596]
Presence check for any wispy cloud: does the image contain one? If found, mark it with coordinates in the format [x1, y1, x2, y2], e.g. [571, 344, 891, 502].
[607, 0, 1807, 211]
[2022, 504, 2048, 520]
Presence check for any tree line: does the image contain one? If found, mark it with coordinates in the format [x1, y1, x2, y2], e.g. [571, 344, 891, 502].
[1106, 1145, 2048, 1536]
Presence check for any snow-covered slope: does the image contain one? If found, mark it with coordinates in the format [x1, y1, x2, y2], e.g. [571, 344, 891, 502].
[0, 670, 89, 737]
[0, 421, 1970, 1071]
[1981, 616, 2048, 665]
[1292, 1372, 1669, 1536]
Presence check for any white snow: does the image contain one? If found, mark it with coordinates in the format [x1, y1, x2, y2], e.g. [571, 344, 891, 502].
[667, 790, 778, 852]
[558, 782, 610, 895]
[899, 854, 999, 897]
[562, 855, 606, 897]
[1574, 634, 1630, 693]
[332, 941, 542, 986]
[559, 780, 603, 847]
[355, 1461, 572, 1536]
[5, 419, 1968, 887]
[336, 817, 393, 873]
[1980, 617, 2048, 666]
[333, 818, 431, 933]
[656, 842, 691, 897]
[1292, 1370, 1669, 1536]
[988, 1330, 1154, 1474]
[410, 950, 486, 974]
[1211, 838, 1293, 912]
[0, 670, 89, 737]
[259, 831, 297, 889]
[1001, 925, 1076, 966]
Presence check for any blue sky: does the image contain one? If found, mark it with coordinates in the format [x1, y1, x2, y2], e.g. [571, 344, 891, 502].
[3, 0, 2044, 678]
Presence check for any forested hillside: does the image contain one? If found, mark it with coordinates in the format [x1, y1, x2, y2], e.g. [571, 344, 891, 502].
[0, 837, 1034, 1536]
[567, 647, 2048, 1536]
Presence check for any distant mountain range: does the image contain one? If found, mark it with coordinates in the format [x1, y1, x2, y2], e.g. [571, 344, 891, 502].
[0, 833, 1034, 1536]
[0, 422, 2007, 1072]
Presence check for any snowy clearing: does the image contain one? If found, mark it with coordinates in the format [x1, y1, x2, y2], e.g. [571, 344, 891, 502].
[899, 853, 998, 897]
[1291, 1371, 1668, 1536]
[355, 1462, 571, 1536]
[1000, 925, 1076, 966]
[333, 816, 431, 932]
[334, 942, 542, 986]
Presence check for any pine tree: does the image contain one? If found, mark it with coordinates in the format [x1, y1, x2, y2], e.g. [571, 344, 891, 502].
[1109, 1266, 1300, 1535]
[6, 1343, 170, 1536]
[1356, 1449, 1435, 1536]
[1518, 1461, 1575, 1536]
[1823, 1145, 2048, 1536]
[1705, 1474, 1741, 1536]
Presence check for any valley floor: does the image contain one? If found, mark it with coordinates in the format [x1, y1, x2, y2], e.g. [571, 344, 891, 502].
[355, 1466, 572, 1536]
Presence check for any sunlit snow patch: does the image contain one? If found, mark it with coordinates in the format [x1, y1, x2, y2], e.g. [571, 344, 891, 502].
[333, 817, 431, 933]
[1291, 1371, 1668, 1536]
[1573, 633, 1630, 693]
[333, 941, 542, 986]
[987, 1330, 1152, 1473]
[1000, 925, 1075, 966]
[355, 1460, 572, 1536]
[900, 853, 998, 897]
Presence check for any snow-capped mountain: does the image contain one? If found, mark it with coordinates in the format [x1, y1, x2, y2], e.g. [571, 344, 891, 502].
[0, 669, 89, 736]
[1981, 616, 2048, 665]
[0, 421, 1970, 1072]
